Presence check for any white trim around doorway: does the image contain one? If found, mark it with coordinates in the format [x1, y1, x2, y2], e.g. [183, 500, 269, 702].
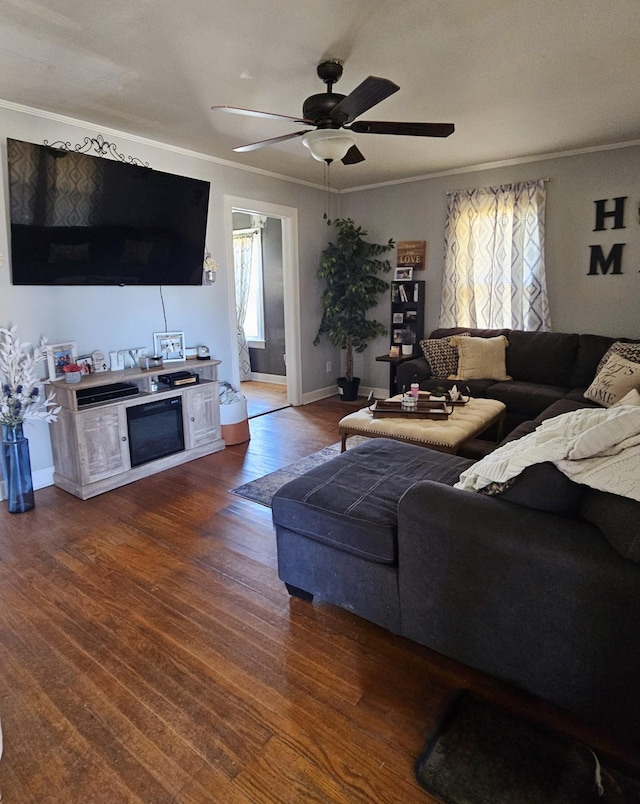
[223, 196, 302, 407]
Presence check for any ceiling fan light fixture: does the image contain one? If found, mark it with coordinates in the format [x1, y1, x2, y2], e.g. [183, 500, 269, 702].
[302, 128, 356, 163]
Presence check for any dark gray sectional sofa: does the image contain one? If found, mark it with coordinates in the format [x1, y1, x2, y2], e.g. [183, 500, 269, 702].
[271, 328, 640, 742]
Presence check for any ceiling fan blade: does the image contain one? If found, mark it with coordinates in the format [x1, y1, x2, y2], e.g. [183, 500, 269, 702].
[233, 130, 309, 153]
[330, 76, 399, 124]
[348, 120, 455, 137]
[212, 105, 313, 125]
[341, 144, 365, 165]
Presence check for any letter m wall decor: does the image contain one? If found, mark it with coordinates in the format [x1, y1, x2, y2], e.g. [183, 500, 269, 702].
[588, 196, 627, 275]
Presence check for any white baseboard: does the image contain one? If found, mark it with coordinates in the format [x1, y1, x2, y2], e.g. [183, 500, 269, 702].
[301, 384, 388, 405]
[360, 385, 389, 401]
[302, 384, 337, 404]
[248, 372, 287, 385]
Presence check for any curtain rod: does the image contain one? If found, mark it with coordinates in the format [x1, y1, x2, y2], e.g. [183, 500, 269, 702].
[446, 177, 550, 195]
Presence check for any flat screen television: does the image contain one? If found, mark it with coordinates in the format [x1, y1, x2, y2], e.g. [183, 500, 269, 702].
[6, 138, 210, 285]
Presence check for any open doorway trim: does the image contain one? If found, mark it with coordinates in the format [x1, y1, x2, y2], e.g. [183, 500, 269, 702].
[223, 196, 302, 407]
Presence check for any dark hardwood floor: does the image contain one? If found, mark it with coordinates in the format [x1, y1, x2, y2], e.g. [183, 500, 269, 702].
[0, 396, 637, 802]
[241, 381, 290, 419]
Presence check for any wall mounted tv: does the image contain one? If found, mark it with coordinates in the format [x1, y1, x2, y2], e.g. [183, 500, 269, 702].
[7, 138, 211, 286]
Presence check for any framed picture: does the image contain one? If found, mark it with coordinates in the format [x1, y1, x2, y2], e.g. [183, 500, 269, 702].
[76, 355, 94, 375]
[47, 341, 78, 379]
[392, 312, 404, 324]
[397, 240, 427, 272]
[153, 331, 185, 362]
[394, 267, 413, 281]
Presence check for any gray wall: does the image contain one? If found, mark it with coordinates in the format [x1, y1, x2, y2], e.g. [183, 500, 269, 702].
[231, 213, 286, 378]
[340, 144, 640, 393]
[0, 104, 330, 482]
[249, 218, 285, 377]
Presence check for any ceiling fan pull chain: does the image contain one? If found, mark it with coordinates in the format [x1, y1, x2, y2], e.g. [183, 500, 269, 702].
[323, 161, 332, 225]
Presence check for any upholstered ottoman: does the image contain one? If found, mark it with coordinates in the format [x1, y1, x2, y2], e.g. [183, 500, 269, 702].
[271, 438, 472, 632]
[338, 397, 506, 453]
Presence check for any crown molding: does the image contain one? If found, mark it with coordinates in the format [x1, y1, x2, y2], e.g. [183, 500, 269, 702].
[339, 139, 640, 194]
[0, 97, 328, 191]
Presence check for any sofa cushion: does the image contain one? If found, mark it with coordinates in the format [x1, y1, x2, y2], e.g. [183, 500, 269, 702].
[506, 330, 579, 386]
[580, 488, 640, 563]
[482, 462, 585, 515]
[272, 439, 473, 564]
[583, 353, 640, 407]
[451, 335, 510, 381]
[429, 327, 509, 340]
[419, 377, 496, 398]
[570, 333, 617, 388]
[485, 380, 569, 418]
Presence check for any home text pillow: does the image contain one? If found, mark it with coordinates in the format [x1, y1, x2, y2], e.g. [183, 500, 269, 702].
[450, 335, 511, 381]
[419, 333, 468, 377]
[594, 340, 640, 377]
[583, 353, 640, 408]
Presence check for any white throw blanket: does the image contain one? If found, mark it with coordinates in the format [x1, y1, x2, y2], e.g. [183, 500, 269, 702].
[455, 404, 640, 501]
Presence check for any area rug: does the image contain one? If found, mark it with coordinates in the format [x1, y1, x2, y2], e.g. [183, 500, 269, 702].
[415, 691, 640, 804]
[230, 436, 368, 507]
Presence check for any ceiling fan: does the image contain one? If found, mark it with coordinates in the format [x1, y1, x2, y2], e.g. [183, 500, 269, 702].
[212, 60, 454, 166]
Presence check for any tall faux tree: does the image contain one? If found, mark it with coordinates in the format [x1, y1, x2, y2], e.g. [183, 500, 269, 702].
[315, 218, 394, 398]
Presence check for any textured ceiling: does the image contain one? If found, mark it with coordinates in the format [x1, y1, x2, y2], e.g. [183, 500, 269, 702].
[1, 0, 639, 189]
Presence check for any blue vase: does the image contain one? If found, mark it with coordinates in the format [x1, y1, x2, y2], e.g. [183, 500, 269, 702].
[1, 423, 35, 513]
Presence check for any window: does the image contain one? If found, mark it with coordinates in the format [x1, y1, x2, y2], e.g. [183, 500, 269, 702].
[440, 179, 550, 331]
[233, 227, 265, 349]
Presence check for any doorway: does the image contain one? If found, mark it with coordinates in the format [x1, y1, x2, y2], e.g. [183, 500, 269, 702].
[223, 196, 302, 409]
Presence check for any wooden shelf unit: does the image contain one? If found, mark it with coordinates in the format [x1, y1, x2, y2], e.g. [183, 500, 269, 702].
[48, 359, 224, 499]
[390, 280, 425, 354]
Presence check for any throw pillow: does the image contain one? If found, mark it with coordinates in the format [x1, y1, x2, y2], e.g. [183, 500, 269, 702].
[595, 341, 640, 377]
[612, 388, 640, 407]
[420, 334, 468, 377]
[583, 353, 640, 408]
[450, 335, 511, 381]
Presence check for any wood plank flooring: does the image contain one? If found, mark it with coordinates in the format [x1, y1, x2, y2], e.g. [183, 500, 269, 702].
[241, 381, 290, 419]
[0, 396, 638, 802]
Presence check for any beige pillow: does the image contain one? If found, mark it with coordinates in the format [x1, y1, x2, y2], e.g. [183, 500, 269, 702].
[450, 335, 511, 381]
[612, 388, 640, 407]
[584, 353, 640, 408]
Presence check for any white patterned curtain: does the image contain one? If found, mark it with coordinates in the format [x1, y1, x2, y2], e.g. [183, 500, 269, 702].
[440, 179, 550, 331]
[233, 231, 255, 381]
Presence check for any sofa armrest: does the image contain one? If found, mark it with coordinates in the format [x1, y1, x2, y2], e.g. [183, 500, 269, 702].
[396, 481, 640, 738]
[396, 357, 431, 390]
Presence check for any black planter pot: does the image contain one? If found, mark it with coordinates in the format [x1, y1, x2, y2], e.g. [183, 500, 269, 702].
[337, 376, 360, 401]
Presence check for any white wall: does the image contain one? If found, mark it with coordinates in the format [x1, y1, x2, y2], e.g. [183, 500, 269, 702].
[340, 144, 640, 393]
[0, 103, 332, 481]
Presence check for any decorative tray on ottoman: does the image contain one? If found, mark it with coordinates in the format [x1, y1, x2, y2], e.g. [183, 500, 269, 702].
[371, 399, 453, 419]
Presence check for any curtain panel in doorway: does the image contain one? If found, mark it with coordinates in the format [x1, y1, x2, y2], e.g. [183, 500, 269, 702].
[233, 231, 255, 381]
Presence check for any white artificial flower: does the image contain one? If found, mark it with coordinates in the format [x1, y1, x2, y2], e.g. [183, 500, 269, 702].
[0, 326, 60, 427]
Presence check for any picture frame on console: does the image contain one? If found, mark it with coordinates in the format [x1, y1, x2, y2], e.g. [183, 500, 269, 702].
[46, 341, 78, 380]
[153, 331, 185, 362]
[76, 355, 94, 375]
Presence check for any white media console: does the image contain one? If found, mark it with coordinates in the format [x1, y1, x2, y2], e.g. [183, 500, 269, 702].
[48, 359, 224, 500]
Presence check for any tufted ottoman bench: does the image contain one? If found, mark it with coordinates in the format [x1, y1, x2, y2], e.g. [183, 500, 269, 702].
[338, 396, 506, 453]
[271, 438, 473, 632]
